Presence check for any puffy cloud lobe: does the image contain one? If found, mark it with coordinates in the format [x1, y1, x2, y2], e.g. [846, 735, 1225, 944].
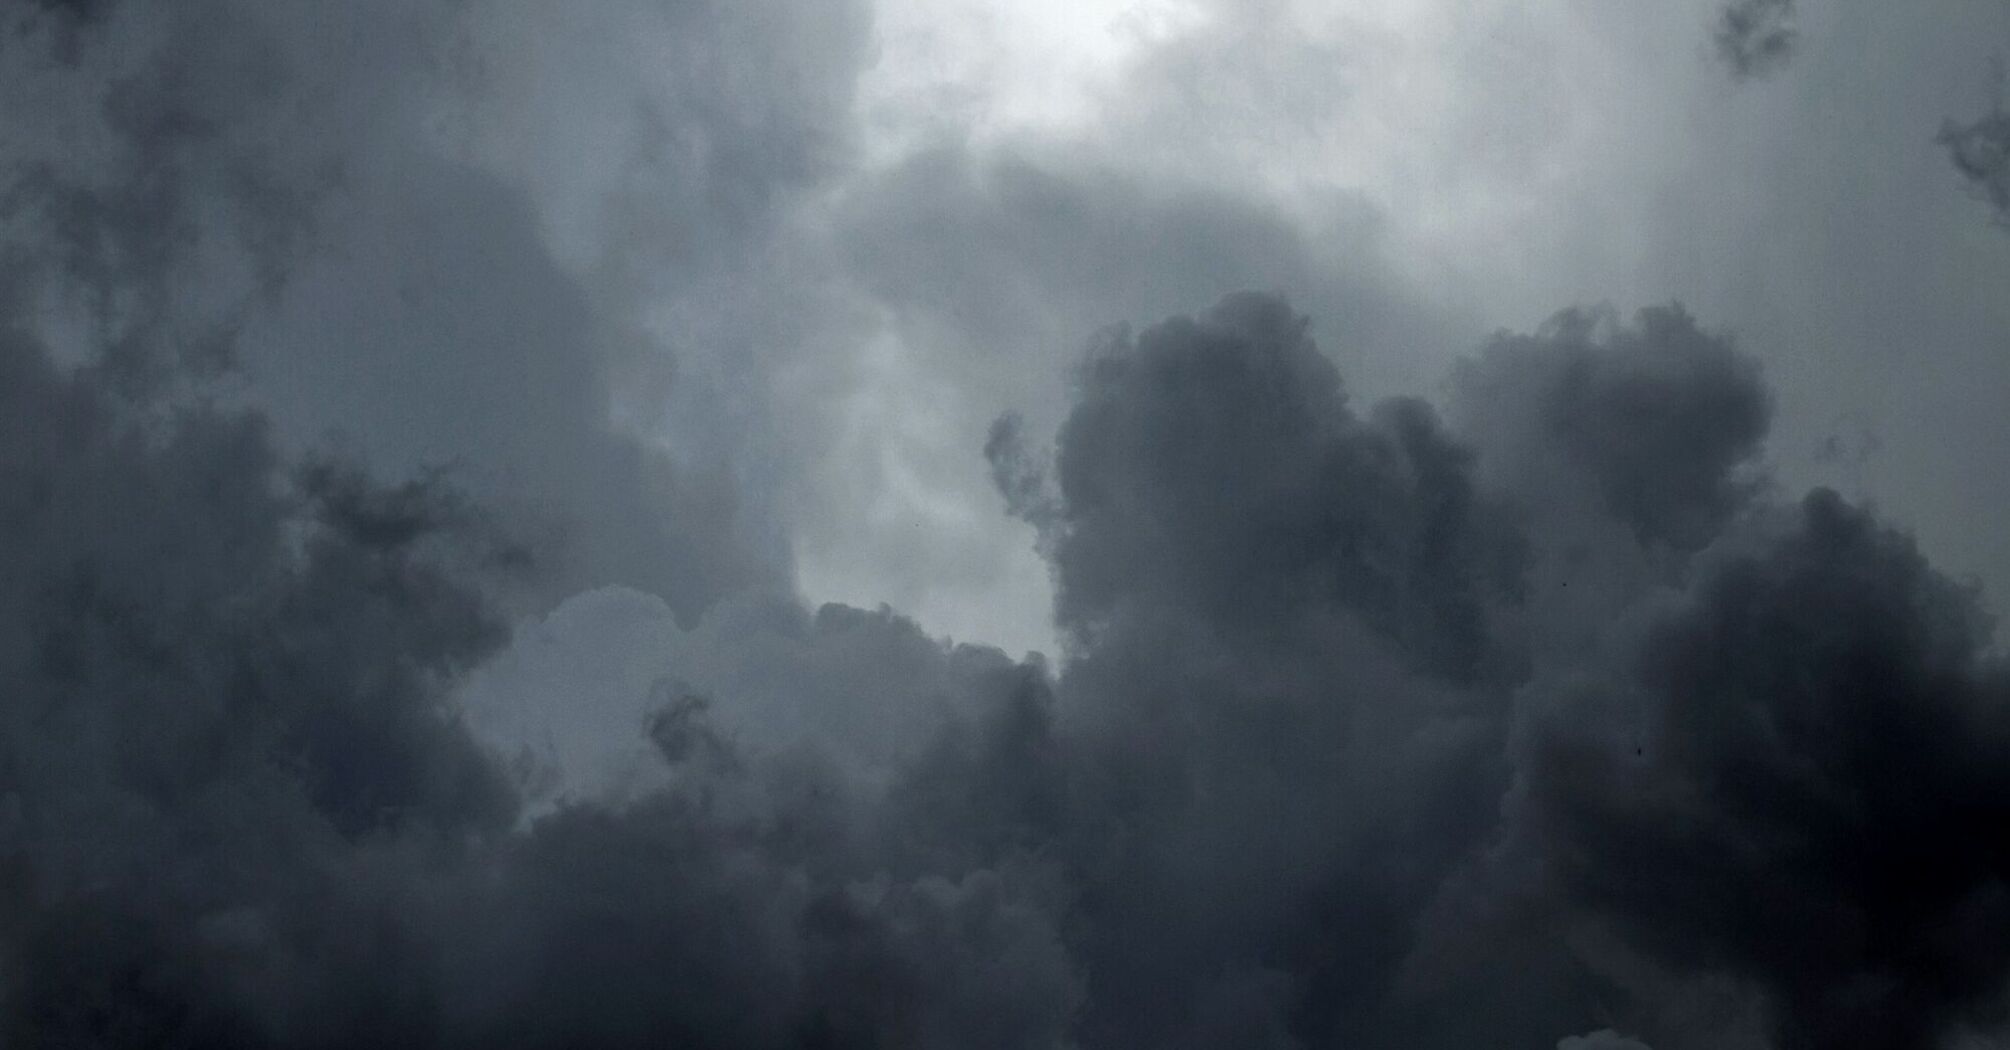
[1454, 305, 1772, 555]
[443, 618, 1082, 1050]
[1033, 291, 1525, 684]
[438, 726, 1082, 1050]
[467, 291, 1562, 1049]
[6, 3, 2009, 1037]
[799, 144, 1456, 655]
[1522, 489, 2010, 1050]
[17, 251, 2010, 1049]
[0, 4, 1082, 1046]
[975, 294, 1603, 1049]
[0, 333, 517, 1046]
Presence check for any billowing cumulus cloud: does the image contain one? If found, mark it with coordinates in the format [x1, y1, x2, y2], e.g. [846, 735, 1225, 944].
[0, 332, 516, 1046]
[1519, 489, 2010, 1050]
[1454, 304, 1772, 554]
[7, 0, 2010, 1048]
[0, 317, 1079, 1046]
[1029, 292, 1526, 682]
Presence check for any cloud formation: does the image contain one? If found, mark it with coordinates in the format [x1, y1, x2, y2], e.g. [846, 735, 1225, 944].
[1454, 305, 1772, 554]
[1519, 488, 2010, 1049]
[8, 187, 2010, 1048]
[6, 0, 2010, 1048]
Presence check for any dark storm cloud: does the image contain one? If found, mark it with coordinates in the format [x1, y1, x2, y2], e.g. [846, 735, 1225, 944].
[10, 181, 2010, 1050]
[1, 0, 351, 386]
[1, 0, 872, 621]
[979, 295, 1592, 1050]
[9, 0, 2010, 1045]
[1025, 292, 1526, 682]
[0, 331, 517, 1046]
[1518, 489, 2010, 1050]
[1, 1, 1062, 1044]
[803, 144, 1477, 649]
[1453, 305, 1773, 554]
[0, 313, 1082, 1047]
[437, 646, 1083, 1050]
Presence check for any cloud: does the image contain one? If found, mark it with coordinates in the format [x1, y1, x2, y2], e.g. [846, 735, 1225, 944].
[1519, 489, 2010, 1049]
[1560, 1032, 1656, 1050]
[973, 294, 1580, 1048]
[1026, 292, 1526, 683]
[1715, 0, 1797, 79]
[1453, 304, 1772, 554]
[1940, 103, 2010, 227]
[0, 310, 1085, 1046]
[0, 329, 518, 1045]
[11, 200, 2010, 1047]
[8, 0, 2010, 1044]
[795, 142, 1462, 654]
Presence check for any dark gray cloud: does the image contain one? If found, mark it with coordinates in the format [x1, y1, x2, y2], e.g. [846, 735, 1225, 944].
[0, 315, 1079, 1046]
[8, 210, 2010, 1048]
[1715, 0, 1797, 79]
[976, 295, 1586, 1050]
[7, 0, 2010, 1045]
[1027, 292, 1526, 682]
[0, 330, 516, 1046]
[1517, 489, 2010, 1050]
[797, 144, 1474, 651]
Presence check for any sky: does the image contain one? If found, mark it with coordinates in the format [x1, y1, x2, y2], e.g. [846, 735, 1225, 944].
[6, 0, 2010, 1048]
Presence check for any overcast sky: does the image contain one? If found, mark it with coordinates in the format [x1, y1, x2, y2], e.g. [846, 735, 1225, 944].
[7, 1, 2010, 1048]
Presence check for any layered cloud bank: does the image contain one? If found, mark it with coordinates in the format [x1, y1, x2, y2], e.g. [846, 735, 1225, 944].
[5, 2, 2010, 1049]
